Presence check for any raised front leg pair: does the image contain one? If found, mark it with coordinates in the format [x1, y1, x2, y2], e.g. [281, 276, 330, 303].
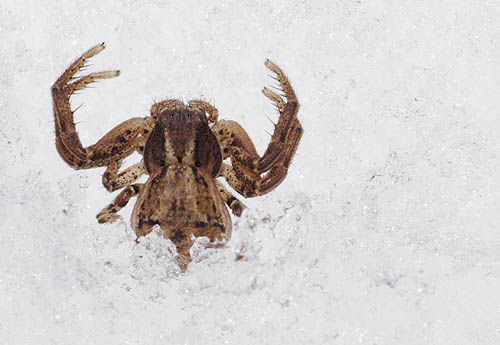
[51, 43, 152, 190]
[212, 60, 303, 198]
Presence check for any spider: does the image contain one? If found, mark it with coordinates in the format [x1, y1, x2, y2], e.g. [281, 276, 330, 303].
[51, 43, 303, 271]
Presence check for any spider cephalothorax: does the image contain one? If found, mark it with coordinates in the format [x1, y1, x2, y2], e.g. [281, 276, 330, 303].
[144, 103, 222, 177]
[51, 43, 303, 271]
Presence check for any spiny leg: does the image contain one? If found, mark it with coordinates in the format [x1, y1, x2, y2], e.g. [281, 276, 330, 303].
[213, 60, 302, 197]
[52, 43, 154, 170]
[263, 59, 297, 102]
[219, 162, 260, 198]
[214, 118, 301, 197]
[212, 60, 300, 174]
[96, 184, 142, 223]
[52, 43, 119, 167]
[258, 119, 302, 193]
[216, 180, 245, 216]
[53, 43, 112, 90]
[212, 120, 260, 164]
[220, 118, 302, 197]
[258, 59, 301, 173]
[83, 116, 152, 168]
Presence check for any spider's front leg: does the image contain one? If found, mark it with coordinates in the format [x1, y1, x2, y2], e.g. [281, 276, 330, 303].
[213, 60, 303, 198]
[51, 43, 152, 171]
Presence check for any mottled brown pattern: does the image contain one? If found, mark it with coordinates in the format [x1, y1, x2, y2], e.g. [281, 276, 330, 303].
[131, 165, 231, 241]
[51, 43, 302, 271]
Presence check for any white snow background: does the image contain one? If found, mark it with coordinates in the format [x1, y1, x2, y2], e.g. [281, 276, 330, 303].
[1, 1, 500, 344]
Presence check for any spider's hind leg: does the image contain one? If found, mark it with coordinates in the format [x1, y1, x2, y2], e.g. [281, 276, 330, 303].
[96, 184, 143, 223]
[216, 180, 245, 216]
[102, 160, 147, 192]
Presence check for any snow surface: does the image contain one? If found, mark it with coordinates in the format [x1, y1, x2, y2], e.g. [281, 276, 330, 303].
[1, 0, 500, 344]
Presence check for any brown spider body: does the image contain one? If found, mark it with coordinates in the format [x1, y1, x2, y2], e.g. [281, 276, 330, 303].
[134, 105, 229, 269]
[51, 43, 303, 271]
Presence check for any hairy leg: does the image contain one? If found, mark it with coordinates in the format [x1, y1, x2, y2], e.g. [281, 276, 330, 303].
[213, 117, 302, 197]
[211, 60, 302, 197]
[258, 59, 301, 173]
[52, 43, 153, 169]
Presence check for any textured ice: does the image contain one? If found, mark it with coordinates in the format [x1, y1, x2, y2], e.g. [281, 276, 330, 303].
[1, 1, 500, 344]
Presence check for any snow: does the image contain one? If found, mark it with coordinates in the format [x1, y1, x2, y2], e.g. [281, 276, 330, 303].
[1, 0, 500, 344]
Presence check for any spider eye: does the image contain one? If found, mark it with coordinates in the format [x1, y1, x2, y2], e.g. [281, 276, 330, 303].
[169, 113, 175, 117]
[186, 113, 192, 118]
